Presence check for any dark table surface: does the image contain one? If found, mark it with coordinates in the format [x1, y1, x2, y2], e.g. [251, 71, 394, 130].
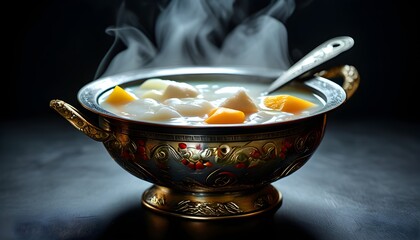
[1, 117, 419, 240]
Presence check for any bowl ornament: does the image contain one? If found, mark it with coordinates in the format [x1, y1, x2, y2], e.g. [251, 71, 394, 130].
[50, 65, 359, 219]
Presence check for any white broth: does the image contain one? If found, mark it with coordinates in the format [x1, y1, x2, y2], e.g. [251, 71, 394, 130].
[98, 78, 325, 125]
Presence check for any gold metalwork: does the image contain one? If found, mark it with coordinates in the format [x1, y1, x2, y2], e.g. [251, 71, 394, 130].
[315, 65, 360, 100]
[49, 99, 112, 142]
[175, 200, 244, 216]
[49, 65, 360, 219]
[49, 99, 322, 219]
[142, 184, 282, 220]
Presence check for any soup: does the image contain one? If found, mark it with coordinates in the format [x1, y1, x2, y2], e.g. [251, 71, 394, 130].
[98, 78, 325, 125]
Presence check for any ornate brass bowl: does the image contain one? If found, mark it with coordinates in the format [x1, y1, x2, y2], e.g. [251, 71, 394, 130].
[50, 65, 359, 220]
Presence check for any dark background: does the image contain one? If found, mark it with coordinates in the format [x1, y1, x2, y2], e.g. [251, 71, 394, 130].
[6, 0, 419, 122]
[2, 1, 419, 239]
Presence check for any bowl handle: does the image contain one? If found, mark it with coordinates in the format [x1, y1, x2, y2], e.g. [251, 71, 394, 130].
[49, 99, 113, 142]
[315, 65, 360, 100]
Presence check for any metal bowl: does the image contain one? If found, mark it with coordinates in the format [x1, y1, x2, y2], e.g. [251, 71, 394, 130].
[50, 65, 359, 219]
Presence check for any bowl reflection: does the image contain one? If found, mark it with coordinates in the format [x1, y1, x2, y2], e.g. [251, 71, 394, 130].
[97, 203, 318, 240]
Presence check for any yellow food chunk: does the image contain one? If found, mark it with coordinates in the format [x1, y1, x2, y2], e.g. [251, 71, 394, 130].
[105, 85, 136, 105]
[205, 107, 245, 124]
[263, 95, 316, 114]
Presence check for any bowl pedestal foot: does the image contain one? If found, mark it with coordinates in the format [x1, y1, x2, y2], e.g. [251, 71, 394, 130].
[141, 184, 282, 220]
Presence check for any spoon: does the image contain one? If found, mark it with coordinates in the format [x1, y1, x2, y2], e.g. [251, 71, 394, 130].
[265, 36, 354, 94]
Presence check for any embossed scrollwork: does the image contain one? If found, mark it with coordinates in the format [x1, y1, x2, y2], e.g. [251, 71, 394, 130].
[49, 99, 112, 142]
[175, 200, 243, 216]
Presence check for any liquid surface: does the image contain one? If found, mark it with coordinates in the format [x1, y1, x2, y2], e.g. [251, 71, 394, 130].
[98, 79, 325, 125]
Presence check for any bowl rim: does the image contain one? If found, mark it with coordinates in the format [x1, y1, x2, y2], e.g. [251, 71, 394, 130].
[77, 66, 346, 128]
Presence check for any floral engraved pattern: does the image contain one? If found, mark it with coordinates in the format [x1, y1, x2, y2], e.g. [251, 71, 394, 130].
[102, 128, 321, 189]
[178, 143, 214, 170]
[293, 130, 320, 154]
[125, 139, 297, 171]
[214, 141, 292, 168]
[50, 99, 111, 142]
[254, 193, 274, 209]
[102, 129, 321, 171]
[175, 200, 243, 216]
[206, 170, 238, 187]
[148, 194, 166, 206]
[108, 134, 137, 161]
[107, 135, 151, 162]
[149, 144, 179, 169]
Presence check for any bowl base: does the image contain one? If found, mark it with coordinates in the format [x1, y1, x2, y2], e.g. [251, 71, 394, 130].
[141, 184, 282, 220]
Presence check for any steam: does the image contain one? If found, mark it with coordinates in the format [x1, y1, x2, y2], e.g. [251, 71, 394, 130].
[95, 0, 296, 79]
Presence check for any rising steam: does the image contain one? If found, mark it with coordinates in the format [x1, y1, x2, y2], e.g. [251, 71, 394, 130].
[95, 0, 296, 79]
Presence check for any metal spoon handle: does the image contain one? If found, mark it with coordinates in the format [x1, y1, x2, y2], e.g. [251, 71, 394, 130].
[265, 36, 354, 94]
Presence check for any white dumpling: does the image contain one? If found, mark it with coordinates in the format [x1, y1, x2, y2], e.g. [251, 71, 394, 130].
[121, 98, 160, 118]
[164, 98, 215, 117]
[145, 107, 182, 121]
[219, 89, 259, 114]
[161, 82, 199, 100]
[123, 99, 182, 121]
[139, 78, 171, 90]
[138, 79, 200, 102]
[141, 90, 163, 101]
